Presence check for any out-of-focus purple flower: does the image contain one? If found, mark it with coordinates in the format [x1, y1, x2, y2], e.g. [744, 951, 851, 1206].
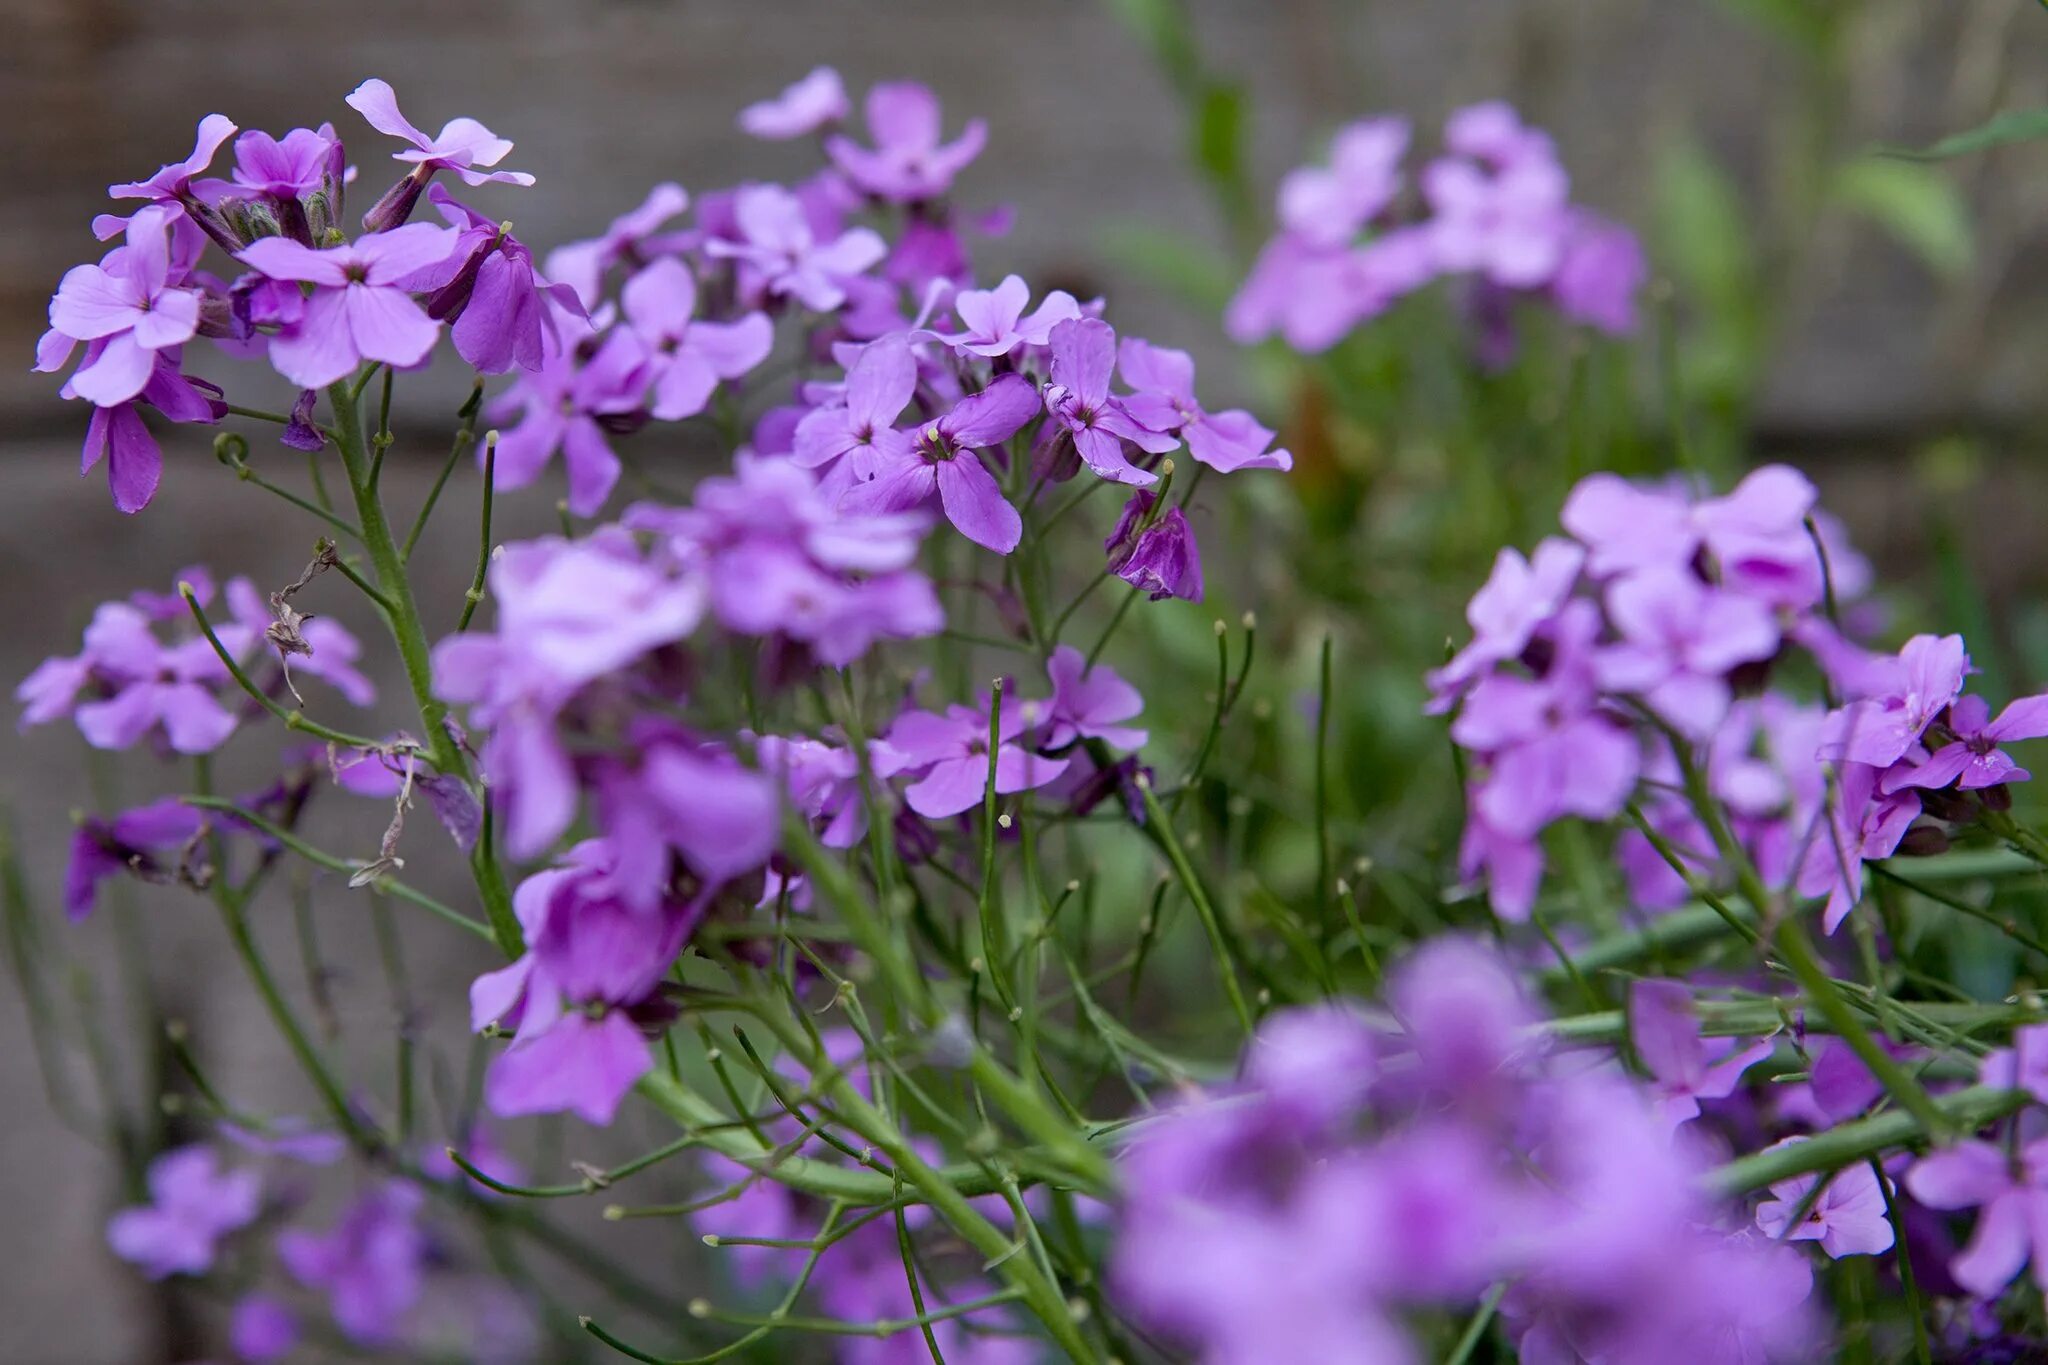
[1906, 1138, 2048, 1298]
[1562, 465, 1823, 603]
[1426, 537, 1584, 708]
[45, 208, 202, 406]
[219, 1116, 350, 1166]
[1593, 567, 1781, 740]
[840, 374, 1038, 553]
[1117, 336, 1292, 474]
[1753, 1144, 1896, 1258]
[65, 797, 205, 922]
[1041, 319, 1176, 486]
[469, 839, 697, 1124]
[885, 700, 1070, 819]
[21, 600, 237, 754]
[1892, 691, 2048, 792]
[826, 81, 987, 202]
[704, 184, 885, 312]
[211, 123, 348, 242]
[487, 329, 650, 515]
[1979, 1024, 2048, 1105]
[1103, 491, 1204, 602]
[619, 257, 773, 419]
[1628, 979, 1773, 1131]
[1277, 117, 1408, 247]
[1225, 229, 1437, 353]
[545, 182, 691, 310]
[1423, 118, 1571, 288]
[1552, 210, 1647, 334]
[757, 733, 902, 850]
[1241, 1005, 1380, 1133]
[923, 274, 1081, 358]
[1458, 798, 1545, 921]
[106, 1146, 260, 1280]
[237, 223, 458, 388]
[279, 1180, 427, 1345]
[1795, 759, 1920, 933]
[1387, 936, 1538, 1111]
[230, 1295, 299, 1363]
[346, 78, 532, 231]
[740, 67, 851, 139]
[432, 534, 703, 855]
[1043, 645, 1146, 751]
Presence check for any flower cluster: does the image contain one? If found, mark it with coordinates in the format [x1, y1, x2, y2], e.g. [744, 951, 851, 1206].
[1228, 101, 1647, 358]
[1114, 939, 1818, 1364]
[1431, 464, 2048, 926]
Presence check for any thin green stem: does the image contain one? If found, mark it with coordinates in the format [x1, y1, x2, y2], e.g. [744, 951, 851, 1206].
[181, 586, 386, 750]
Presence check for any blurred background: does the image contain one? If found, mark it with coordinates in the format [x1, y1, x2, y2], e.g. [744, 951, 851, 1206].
[6, 1, 2048, 1359]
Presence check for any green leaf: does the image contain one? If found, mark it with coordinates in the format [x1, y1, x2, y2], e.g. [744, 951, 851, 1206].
[1650, 137, 1763, 398]
[1096, 223, 1238, 311]
[1832, 160, 1973, 276]
[1877, 108, 2048, 161]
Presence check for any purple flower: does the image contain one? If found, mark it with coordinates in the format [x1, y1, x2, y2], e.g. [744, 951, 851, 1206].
[1561, 464, 1823, 599]
[1906, 1138, 2048, 1297]
[1276, 117, 1408, 247]
[840, 374, 1038, 553]
[620, 257, 773, 419]
[1041, 319, 1177, 485]
[1387, 936, 1539, 1111]
[408, 184, 587, 374]
[1794, 760, 1919, 933]
[1458, 798, 1545, 920]
[826, 81, 987, 202]
[1628, 979, 1773, 1131]
[1979, 1023, 2048, 1105]
[229, 1296, 299, 1363]
[469, 839, 696, 1124]
[1423, 126, 1570, 288]
[1426, 537, 1584, 708]
[1240, 1006, 1380, 1132]
[346, 78, 532, 230]
[1116, 336, 1292, 474]
[740, 67, 851, 139]
[1593, 566, 1781, 740]
[65, 797, 205, 921]
[431, 534, 703, 856]
[1892, 691, 2048, 792]
[224, 125, 339, 203]
[487, 329, 650, 515]
[21, 599, 238, 754]
[1552, 210, 1647, 334]
[1450, 604, 1639, 840]
[45, 208, 202, 406]
[924, 274, 1081, 358]
[885, 700, 1070, 819]
[1104, 491, 1204, 602]
[1819, 633, 1971, 770]
[278, 1181, 427, 1345]
[1044, 645, 1147, 751]
[544, 182, 691, 310]
[1753, 1144, 1896, 1259]
[106, 1145, 260, 1280]
[1225, 231, 1435, 353]
[237, 223, 459, 388]
[61, 348, 223, 513]
[704, 183, 885, 312]
[792, 333, 917, 480]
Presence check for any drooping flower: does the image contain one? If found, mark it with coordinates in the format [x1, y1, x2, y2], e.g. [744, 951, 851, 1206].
[236, 223, 460, 388]
[106, 1145, 261, 1280]
[740, 67, 851, 140]
[409, 184, 587, 374]
[840, 374, 1039, 553]
[63, 348, 224, 513]
[1116, 336, 1293, 474]
[618, 257, 773, 419]
[826, 81, 987, 202]
[65, 797, 206, 921]
[1103, 491, 1204, 602]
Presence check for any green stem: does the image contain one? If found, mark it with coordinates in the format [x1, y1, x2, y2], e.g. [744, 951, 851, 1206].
[326, 380, 520, 957]
[1706, 1085, 2023, 1197]
[1134, 774, 1252, 1035]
